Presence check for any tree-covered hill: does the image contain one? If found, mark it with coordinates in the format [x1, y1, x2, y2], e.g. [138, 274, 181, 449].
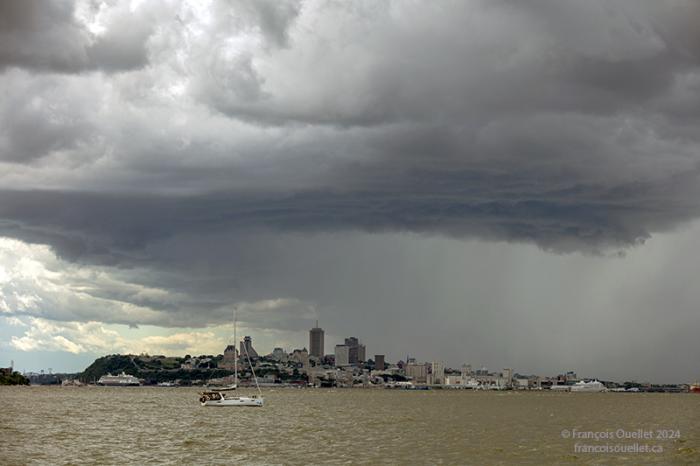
[79, 354, 232, 384]
[80, 354, 139, 382]
[0, 371, 30, 385]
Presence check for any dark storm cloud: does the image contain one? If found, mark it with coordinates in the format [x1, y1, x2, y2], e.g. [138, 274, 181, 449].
[1, 0, 700, 380]
[0, 0, 698, 255]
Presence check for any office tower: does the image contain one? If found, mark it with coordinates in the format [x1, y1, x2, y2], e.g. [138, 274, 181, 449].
[335, 345, 350, 367]
[344, 337, 366, 365]
[375, 354, 385, 371]
[309, 321, 324, 358]
[431, 361, 445, 385]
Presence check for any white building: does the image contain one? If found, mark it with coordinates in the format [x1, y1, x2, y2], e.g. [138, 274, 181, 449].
[405, 362, 428, 383]
[515, 378, 529, 389]
[430, 361, 445, 385]
[502, 368, 513, 387]
[445, 375, 463, 385]
[335, 344, 350, 367]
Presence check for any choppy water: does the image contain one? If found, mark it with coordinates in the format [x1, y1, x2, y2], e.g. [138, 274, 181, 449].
[1, 386, 699, 465]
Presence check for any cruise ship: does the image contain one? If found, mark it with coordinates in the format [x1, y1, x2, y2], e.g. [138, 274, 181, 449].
[97, 372, 140, 386]
[570, 380, 607, 392]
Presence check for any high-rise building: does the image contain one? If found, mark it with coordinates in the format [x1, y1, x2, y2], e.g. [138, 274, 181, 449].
[374, 354, 385, 371]
[431, 361, 445, 385]
[240, 336, 258, 359]
[309, 321, 324, 358]
[344, 337, 366, 365]
[335, 345, 350, 367]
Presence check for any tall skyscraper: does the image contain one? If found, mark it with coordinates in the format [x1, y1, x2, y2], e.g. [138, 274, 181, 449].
[344, 337, 366, 365]
[309, 321, 324, 358]
[374, 354, 385, 371]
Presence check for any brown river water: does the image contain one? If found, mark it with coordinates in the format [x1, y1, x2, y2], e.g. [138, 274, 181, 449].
[1, 386, 699, 465]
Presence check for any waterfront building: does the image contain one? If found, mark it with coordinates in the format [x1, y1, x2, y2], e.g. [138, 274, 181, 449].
[240, 336, 259, 360]
[375, 355, 385, 371]
[430, 361, 445, 385]
[335, 345, 350, 367]
[461, 364, 472, 377]
[445, 375, 462, 385]
[405, 362, 428, 383]
[309, 322, 324, 358]
[515, 378, 529, 389]
[502, 368, 513, 387]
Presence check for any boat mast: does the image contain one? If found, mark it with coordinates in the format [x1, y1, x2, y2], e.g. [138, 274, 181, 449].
[243, 341, 263, 397]
[234, 307, 237, 386]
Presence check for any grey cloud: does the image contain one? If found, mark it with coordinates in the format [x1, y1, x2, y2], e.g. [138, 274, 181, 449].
[0, 0, 152, 73]
[232, 0, 302, 48]
[0, 71, 99, 163]
[196, 1, 700, 127]
[1, 1, 700, 381]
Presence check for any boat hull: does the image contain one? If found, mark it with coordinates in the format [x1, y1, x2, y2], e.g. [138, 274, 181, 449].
[97, 382, 140, 386]
[201, 396, 264, 407]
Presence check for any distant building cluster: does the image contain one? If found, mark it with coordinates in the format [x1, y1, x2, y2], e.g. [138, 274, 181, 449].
[20, 323, 696, 392]
[186, 322, 694, 392]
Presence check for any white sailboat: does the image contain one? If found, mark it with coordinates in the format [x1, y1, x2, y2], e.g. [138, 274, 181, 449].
[200, 309, 264, 407]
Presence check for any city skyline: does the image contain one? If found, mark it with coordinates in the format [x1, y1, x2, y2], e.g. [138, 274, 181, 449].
[1, 1, 700, 384]
[6, 318, 698, 386]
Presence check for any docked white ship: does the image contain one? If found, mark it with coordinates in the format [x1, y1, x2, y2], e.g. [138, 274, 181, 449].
[570, 380, 607, 392]
[97, 372, 140, 386]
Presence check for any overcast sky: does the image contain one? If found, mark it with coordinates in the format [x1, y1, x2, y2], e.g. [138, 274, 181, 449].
[1, 0, 699, 382]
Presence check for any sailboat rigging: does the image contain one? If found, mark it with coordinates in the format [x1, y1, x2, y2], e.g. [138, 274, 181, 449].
[199, 308, 264, 407]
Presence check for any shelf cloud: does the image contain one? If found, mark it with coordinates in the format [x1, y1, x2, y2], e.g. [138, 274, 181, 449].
[1, 0, 699, 379]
